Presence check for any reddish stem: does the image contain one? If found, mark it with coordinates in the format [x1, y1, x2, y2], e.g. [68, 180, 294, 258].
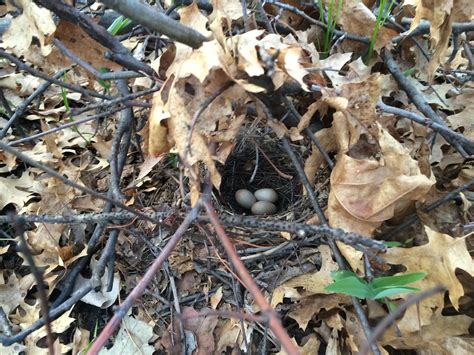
[203, 199, 299, 355]
[87, 207, 200, 354]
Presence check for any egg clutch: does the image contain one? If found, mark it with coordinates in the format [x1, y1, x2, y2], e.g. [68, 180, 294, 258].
[235, 188, 279, 215]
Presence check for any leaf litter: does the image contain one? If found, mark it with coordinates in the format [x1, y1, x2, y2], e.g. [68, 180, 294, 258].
[0, 0, 473, 354]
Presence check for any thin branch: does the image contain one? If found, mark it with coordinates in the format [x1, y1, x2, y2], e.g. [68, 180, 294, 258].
[8, 106, 128, 146]
[0, 210, 170, 224]
[0, 69, 68, 139]
[0, 49, 110, 100]
[0, 283, 93, 346]
[358, 285, 446, 355]
[70, 85, 160, 117]
[203, 194, 299, 354]
[53, 39, 145, 81]
[0, 140, 159, 224]
[304, 127, 334, 169]
[265, 0, 370, 44]
[281, 136, 381, 355]
[34, 0, 155, 76]
[384, 178, 474, 239]
[87, 204, 201, 354]
[376, 101, 474, 150]
[12, 215, 54, 354]
[382, 49, 473, 156]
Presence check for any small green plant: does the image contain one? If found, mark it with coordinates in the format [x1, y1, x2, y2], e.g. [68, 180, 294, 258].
[79, 319, 99, 354]
[168, 152, 179, 168]
[107, 15, 132, 36]
[317, 0, 343, 58]
[383, 238, 413, 248]
[325, 270, 427, 300]
[365, 0, 396, 63]
[60, 76, 93, 144]
[403, 66, 417, 77]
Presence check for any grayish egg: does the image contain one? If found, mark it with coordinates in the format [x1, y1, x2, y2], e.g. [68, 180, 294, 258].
[251, 201, 277, 215]
[235, 189, 256, 209]
[254, 188, 278, 203]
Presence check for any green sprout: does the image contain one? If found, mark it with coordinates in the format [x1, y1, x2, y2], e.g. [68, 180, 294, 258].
[365, 0, 396, 63]
[325, 270, 427, 300]
[60, 74, 93, 144]
[317, 0, 343, 58]
[107, 15, 132, 36]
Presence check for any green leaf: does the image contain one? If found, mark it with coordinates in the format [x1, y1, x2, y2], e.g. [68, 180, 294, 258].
[97, 68, 111, 90]
[371, 272, 427, 289]
[383, 241, 402, 247]
[325, 276, 370, 299]
[403, 67, 416, 77]
[386, 300, 397, 312]
[107, 16, 132, 36]
[330, 270, 362, 282]
[371, 286, 420, 300]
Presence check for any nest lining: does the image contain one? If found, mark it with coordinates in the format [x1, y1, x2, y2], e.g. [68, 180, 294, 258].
[218, 129, 302, 215]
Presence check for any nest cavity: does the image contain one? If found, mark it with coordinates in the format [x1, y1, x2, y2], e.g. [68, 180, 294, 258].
[218, 129, 301, 215]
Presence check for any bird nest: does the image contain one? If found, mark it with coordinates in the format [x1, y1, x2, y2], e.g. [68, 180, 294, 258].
[217, 127, 302, 216]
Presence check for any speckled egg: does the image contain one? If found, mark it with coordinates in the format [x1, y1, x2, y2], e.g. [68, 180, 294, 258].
[251, 201, 277, 215]
[235, 189, 256, 209]
[254, 188, 278, 203]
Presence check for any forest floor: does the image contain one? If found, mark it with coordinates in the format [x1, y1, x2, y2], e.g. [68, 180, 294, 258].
[0, 1, 473, 354]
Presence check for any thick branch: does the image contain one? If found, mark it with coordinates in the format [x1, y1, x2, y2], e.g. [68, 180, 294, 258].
[100, 0, 208, 49]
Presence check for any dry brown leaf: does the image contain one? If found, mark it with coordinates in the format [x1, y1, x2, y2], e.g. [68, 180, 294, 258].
[100, 313, 154, 355]
[328, 119, 434, 237]
[288, 294, 351, 331]
[381, 312, 472, 351]
[385, 226, 474, 313]
[1, 0, 56, 63]
[48, 20, 121, 72]
[272, 245, 339, 305]
[304, 127, 337, 183]
[0, 172, 36, 209]
[182, 307, 219, 355]
[405, 0, 464, 79]
[214, 317, 250, 353]
[0, 273, 25, 315]
[71, 328, 90, 355]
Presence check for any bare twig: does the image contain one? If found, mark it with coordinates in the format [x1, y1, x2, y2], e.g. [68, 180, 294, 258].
[70, 85, 159, 117]
[0, 49, 110, 100]
[184, 81, 234, 166]
[0, 210, 170, 224]
[382, 49, 473, 156]
[34, 0, 155, 76]
[265, 0, 370, 44]
[0, 283, 93, 346]
[358, 285, 446, 355]
[12, 215, 54, 354]
[376, 101, 474, 150]
[8, 106, 128, 146]
[203, 193, 299, 354]
[0, 140, 159, 224]
[0, 69, 68, 139]
[53, 39, 145, 81]
[281, 136, 381, 355]
[87, 204, 200, 354]
[384, 178, 474, 239]
[304, 127, 334, 169]
[0, 308, 12, 338]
